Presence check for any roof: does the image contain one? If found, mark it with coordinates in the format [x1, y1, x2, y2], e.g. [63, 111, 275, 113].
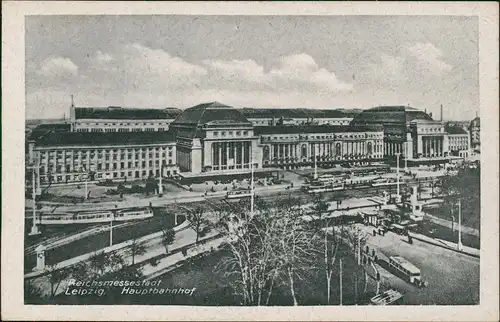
[240, 107, 360, 119]
[445, 124, 468, 135]
[74, 107, 182, 120]
[350, 106, 434, 128]
[28, 123, 72, 140]
[170, 102, 252, 139]
[254, 125, 383, 135]
[173, 102, 251, 125]
[389, 256, 420, 274]
[470, 116, 480, 127]
[34, 131, 175, 147]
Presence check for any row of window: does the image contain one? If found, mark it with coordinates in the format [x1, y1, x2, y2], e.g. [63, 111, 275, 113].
[263, 134, 382, 141]
[39, 159, 174, 174]
[213, 130, 249, 137]
[77, 128, 167, 133]
[419, 127, 443, 133]
[76, 121, 172, 126]
[40, 168, 178, 183]
[262, 142, 380, 160]
[39, 146, 173, 156]
[40, 151, 174, 161]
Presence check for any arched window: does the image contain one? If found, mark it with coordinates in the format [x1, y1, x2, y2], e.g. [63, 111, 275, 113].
[367, 142, 373, 155]
[335, 143, 342, 155]
[301, 144, 307, 158]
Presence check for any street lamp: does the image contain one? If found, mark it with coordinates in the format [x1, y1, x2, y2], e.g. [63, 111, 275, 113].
[457, 199, 463, 251]
[250, 161, 255, 218]
[159, 153, 163, 195]
[404, 142, 408, 172]
[27, 160, 41, 236]
[394, 152, 401, 203]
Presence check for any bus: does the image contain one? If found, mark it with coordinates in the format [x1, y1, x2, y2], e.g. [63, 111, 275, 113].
[388, 256, 422, 284]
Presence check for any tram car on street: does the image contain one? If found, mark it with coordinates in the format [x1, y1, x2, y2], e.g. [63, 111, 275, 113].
[226, 189, 253, 199]
[38, 207, 153, 225]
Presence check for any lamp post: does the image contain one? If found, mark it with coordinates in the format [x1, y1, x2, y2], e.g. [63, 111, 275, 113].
[250, 161, 255, 218]
[159, 153, 163, 195]
[110, 211, 114, 247]
[28, 161, 41, 235]
[404, 142, 408, 172]
[457, 199, 463, 251]
[339, 258, 343, 306]
[395, 152, 401, 202]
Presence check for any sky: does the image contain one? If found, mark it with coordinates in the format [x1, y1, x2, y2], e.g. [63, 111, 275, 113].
[25, 15, 479, 120]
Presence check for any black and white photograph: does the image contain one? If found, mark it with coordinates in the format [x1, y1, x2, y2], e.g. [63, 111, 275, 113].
[2, 2, 499, 321]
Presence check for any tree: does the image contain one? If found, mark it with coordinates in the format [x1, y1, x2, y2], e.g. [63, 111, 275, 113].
[89, 251, 110, 277]
[24, 279, 44, 304]
[215, 196, 318, 306]
[441, 167, 480, 229]
[128, 235, 147, 265]
[341, 226, 370, 301]
[69, 262, 91, 281]
[310, 195, 342, 305]
[46, 265, 71, 299]
[277, 202, 318, 306]
[161, 229, 176, 253]
[186, 207, 211, 244]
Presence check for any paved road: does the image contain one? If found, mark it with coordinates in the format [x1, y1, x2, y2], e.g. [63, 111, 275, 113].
[361, 224, 479, 305]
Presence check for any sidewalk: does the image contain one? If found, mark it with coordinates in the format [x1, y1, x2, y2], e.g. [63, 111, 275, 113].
[408, 232, 480, 258]
[25, 220, 191, 279]
[33, 183, 297, 213]
[143, 236, 226, 280]
[423, 212, 479, 237]
[26, 222, 225, 298]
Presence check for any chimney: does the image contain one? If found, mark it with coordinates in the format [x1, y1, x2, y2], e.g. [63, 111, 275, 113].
[440, 104, 443, 121]
[71, 94, 74, 108]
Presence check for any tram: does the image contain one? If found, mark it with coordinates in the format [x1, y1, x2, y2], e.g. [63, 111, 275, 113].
[38, 207, 153, 225]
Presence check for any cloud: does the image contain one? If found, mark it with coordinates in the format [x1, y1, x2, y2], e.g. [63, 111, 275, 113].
[202, 59, 265, 83]
[94, 51, 114, 65]
[407, 42, 452, 74]
[124, 43, 207, 77]
[379, 54, 405, 77]
[201, 53, 353, 93]
[38, 57, 78, 77]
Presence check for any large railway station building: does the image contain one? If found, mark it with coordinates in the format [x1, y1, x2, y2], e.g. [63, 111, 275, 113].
[27, 102, 471, 185]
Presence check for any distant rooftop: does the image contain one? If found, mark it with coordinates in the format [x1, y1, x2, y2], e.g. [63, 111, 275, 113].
[240, 108, 360, 119]
[254, 124, 383, 135]
[34, 131, 175, 147]
[445, 124, 468, 135]
[74, 106, 182, 120]
[350, 105, 434, 127]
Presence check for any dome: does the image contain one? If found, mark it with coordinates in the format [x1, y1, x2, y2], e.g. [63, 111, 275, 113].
[350, 105, 434, 127]
[170, 102, 252, 139]
[172, 102, 251, 126]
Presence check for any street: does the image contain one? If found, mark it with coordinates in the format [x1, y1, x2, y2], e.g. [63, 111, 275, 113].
[361, 225, 479, 305]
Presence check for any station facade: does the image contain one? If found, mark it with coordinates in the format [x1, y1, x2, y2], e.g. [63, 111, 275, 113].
[28, 102, 472, 185]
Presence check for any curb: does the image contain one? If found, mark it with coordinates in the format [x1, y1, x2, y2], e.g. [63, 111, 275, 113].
[25, 220, 192, 279]
[409, 234, 479, 258]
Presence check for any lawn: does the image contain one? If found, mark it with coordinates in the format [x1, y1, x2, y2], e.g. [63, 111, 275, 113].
[24, 208, 177, 272]
[52, 247, 380, 306]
